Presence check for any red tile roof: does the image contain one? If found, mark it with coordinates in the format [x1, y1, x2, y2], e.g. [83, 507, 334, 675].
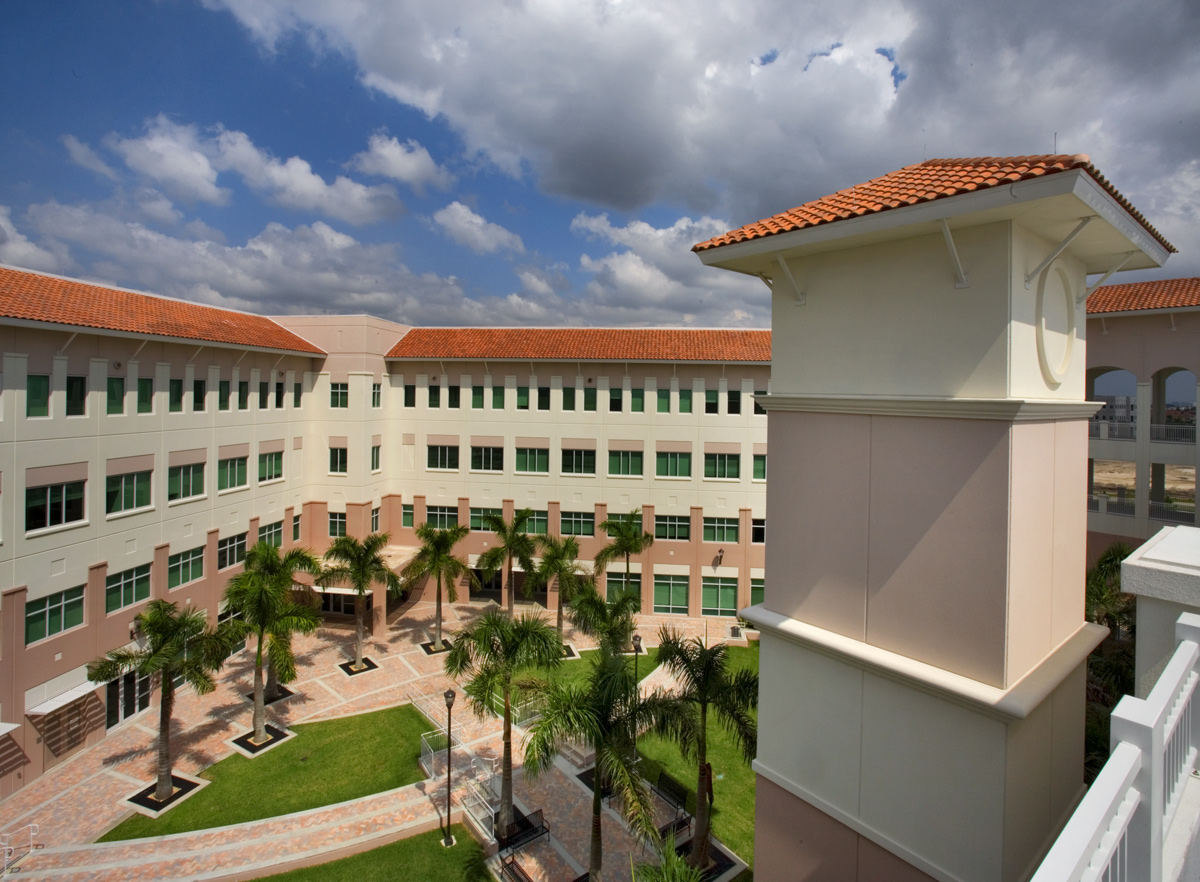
[386, 327, 771, 362]
[1088, 278, 1200, 314]
[0, 266, 324, 354]
[693, 155, 1176, 254]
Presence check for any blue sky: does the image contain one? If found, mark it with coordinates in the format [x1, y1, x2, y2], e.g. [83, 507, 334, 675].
[1, 0, 1197, 330]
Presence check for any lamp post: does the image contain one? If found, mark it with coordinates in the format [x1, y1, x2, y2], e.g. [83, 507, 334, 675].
[443, 688, 455, 847]
[631, 634, 642, 763]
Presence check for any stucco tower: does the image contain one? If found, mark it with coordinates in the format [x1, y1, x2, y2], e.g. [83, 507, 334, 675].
[694, 156, 1174, 881]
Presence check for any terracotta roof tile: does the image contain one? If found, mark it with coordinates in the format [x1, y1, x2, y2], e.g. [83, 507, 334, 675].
[1088, 278, 1200, 314]
[693, 155, 1176, 254]
[0, 266, 324, 354]
[386, 327, 771, 362]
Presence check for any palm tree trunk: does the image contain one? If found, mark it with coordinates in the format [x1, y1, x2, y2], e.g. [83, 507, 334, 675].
[265, 658, 280, 703]
[506, 555, 514, 615]
[354, 593, 365, 670]
[155, 676, 175, 802]
[590, 767, 604, 882]
[690, 704, 711, 868]
[253, 634, 267, 744]
[556, 577, 565, 644]
[434, 573, 444, 651]
[500, 690, 514, 834]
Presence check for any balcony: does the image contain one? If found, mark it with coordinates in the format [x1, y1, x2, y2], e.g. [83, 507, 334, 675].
[1089, 495, 1135, 518]
[1151, 501, 1196, 526]
[1090, 419, 1137, 441]
[1152, 424, 1198, 445]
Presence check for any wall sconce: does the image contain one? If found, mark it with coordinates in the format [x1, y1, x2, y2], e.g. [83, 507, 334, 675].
[716, 548, 724, 564]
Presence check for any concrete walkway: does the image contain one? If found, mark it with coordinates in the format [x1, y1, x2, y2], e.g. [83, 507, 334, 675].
[0, 603, 735, 881]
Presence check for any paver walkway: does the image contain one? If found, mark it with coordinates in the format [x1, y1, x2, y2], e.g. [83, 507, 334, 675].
[0, 602, 740, 881]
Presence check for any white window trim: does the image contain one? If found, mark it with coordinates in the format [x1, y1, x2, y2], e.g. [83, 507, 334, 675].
[25, 520, 90, 539]
[105, 503, 155, 522]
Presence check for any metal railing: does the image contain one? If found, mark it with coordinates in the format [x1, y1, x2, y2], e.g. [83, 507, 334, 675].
[1, 824, 38, 875]
[1090, 495, 1136, 517]
[1090, 420, 1137, 441]
[487, 690, 543, 728]
[1150, 502, 1196, 525]
[1031, 613, 1200, 882]
[419, 729, 460, 779]
[1088, 496, 1100, 512]
[1151, 424, 1197, 444]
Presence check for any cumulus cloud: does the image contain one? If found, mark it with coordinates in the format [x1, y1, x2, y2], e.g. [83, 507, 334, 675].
[433, 201, 524, 254]
[62, 135, 117, 180]
[350, 133, 454, 194]
[0, 206, 66, 272]
[105, 116, 229, 205]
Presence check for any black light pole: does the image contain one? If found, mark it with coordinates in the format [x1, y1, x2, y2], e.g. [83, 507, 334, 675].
[443, 688, 455, 847]
[631, 634, 642, 762]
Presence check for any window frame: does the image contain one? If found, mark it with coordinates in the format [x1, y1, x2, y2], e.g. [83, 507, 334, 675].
[515, 447, 549, 474]
[425, 505, 459, 529]
[560, 510, 595, 537]
[704, 453, 740, 480]
[105, 563, 151, 614]
[654, 574, 689, 615]
[702, 517, 739, 543]
[137, 377, 153, 414]
[329, 447, 348, 474]
[655, 451, 692, 478]
[105, 470, 152, 516]
[701, 576, 739, 617]
[24, 585, 85, 645]
[471, 446, 504, 472]
[168, 378, 184, 413]
[427, 444, 459, 471]
[258, 451, 284, 483]
[217, 456, 249, 491]
[654, 514, 691, 541]
[561, 448, 596, 475]
[168, 546, 205, 589]
[328, 512, 347, 538]
[330, 381, 351, 409]
[217, 533, 247, 570]
[66, 375, 87, 416]
[372, 382, 382, 408]
[25, 480, 86, 532]
[167, 463, 205, 502]
[107, 377, 125, 415]
[608, 449, 644, 477]
[26, 374, 50, 417]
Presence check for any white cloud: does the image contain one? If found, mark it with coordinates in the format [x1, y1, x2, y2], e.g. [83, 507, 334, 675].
[61, 135, 117, 180]
[105, 116, 229, 205]
[133, 188, 183, 225]
[350, 133, 454, 194]
[0, 206, 66, 273]
[432, 201, 524, 254]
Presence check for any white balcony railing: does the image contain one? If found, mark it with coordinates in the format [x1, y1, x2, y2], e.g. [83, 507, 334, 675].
[1031, 613, 1200, 882]
[1151, 424, 1197, 444]
[1150, 502, 1196, 525]
[1091, 420, 1138, 441]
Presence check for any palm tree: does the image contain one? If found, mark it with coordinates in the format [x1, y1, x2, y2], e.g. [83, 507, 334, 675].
[524, 643, 679, 882]
[529, 532, 590, 644]
[322, 532, 402, 671]
[595, 509, 653, 602]
[444, 609, 563, 835]
[87, 600, 235, 802]
[223, 541, 323, 744]
[478, 509, 536, 615]
[655, 627, 758, 868]
[400, 522, 477, 651]
[634, 833, 704, 882]
[569, 581, 641, 653]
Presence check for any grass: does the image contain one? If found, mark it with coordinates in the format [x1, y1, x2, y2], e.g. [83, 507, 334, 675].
[251, 824, 490, 882]
[555, 646, 660, 686]
[100, 703, 433, 841]
[636, 642, 759, 879]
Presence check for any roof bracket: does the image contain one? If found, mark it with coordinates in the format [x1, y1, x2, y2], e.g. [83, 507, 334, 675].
[1025, 216, 1096, 289]
[756, 272, 773, 292]
[188, 345, 204, 364]
[234, 349, 249, 366]
[776, 255, 805, 305]
[270, 353, 286, 372]
[939, 220, 969, 288]
[1078, 252, 1138, 305]
[1170, 313, 1177, 331]
[129, 339, 149, 362]
[56, 331, 78, 356]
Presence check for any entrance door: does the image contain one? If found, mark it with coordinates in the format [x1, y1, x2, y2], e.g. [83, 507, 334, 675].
[106, 672, 150, 729]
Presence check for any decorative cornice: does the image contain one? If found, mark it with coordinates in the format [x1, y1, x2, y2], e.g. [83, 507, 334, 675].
[759, 394, 1102, 422]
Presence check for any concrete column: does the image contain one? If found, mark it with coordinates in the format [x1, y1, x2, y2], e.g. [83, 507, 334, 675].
[1136, 381, 1152, 520]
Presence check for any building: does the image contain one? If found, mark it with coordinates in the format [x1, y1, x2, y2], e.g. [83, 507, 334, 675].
[0, 265, 768, 800]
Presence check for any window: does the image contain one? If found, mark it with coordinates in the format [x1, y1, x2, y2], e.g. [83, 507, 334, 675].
[751, 578, 765, 606]
[605, 511, 643, 530]
[137, 377, 153, 414]
[217, 533, 247, 569]
[193, 380, 206, 412]
[754, 454, 767, 480]
[372, 383, 382, 408]
[371, 444, 381, 471]
[105, 564, 150, 613]
[472, 385, 484, 409]
[754, 391, 767, 415]
[470, 507, 502, 530]
[537, 386, 550, 411]
[259, 451, 283, 482]
[275, 382, 284, 409]
[168, 463, 205, 501]
[679, 389, 693, 413]
[702, 577, 738, 617]
[404, 384, 416, 407]
[654, 575, 689, 615]
[402, 504, 413, 527]
[657, 388, 670, 413]
[562, 386, 576, 411]
[107, 377, 125, 415]
[168, 546, 204, 589]
[26, 481, 85, 531]
[427, 445, 459, 470]
[656, 452, 691, 478]
[238, 381, 249, 410]
[326, 381, 348, 408]
[705, 390, 719, 414]
[517, 386, 530, 410]
[218, 606, 246, 656]
[219, 380, 231, 411]
[609, 388, 622, 412]
[516, 447, 549, 473]
[293, 514, 301, 541]
[106, 471, 151, 515]
[66, 375, 87, 416]
[371, 507, 380, 532]
[426, 506, 458, 529]
[471, 446, 504, 472]
[703, 517, 739, 543]
[752, 518, 766, 544]
[428, 384, 440, 407]
[730, 390, 744, 414]
[561, 511, 595, 536]
[169, 378, 184, 413]
[218, 457, 248, 490]
[106, 672, 150, 728]
[520, 510, 549, 535]
[492, 386, 505, 409]
[259, 520, 282, 549]
[25, 586, 84, 644]
[27, 374, 49, 417]
[258, 382, 269, 409]
[655, 515, 690, 541]
[608, 573, 640, 603]
[562, 449, 596, 475]
[584, 387, 597, 411]
[704, 453, 740, 479]
[329, 447, 348, 474]
[608, 450, 643, 476]
[329, 512, 346, 537]
[448, 385, 460, 408]
[630, 388, 644, 413]
[294, 383, 302, 408]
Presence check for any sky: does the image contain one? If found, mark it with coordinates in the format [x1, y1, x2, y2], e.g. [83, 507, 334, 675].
[1, 0, 1198, 333]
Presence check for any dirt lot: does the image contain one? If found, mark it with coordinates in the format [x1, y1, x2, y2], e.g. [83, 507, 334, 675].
[1093, 460, 1195, 500]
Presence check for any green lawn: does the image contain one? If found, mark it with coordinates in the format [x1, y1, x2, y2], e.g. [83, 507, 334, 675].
[252, 824, 490, 882]
[555, 646, 660, 686]
[636, 642, 759, 879]
[100, 703, 433, 841]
